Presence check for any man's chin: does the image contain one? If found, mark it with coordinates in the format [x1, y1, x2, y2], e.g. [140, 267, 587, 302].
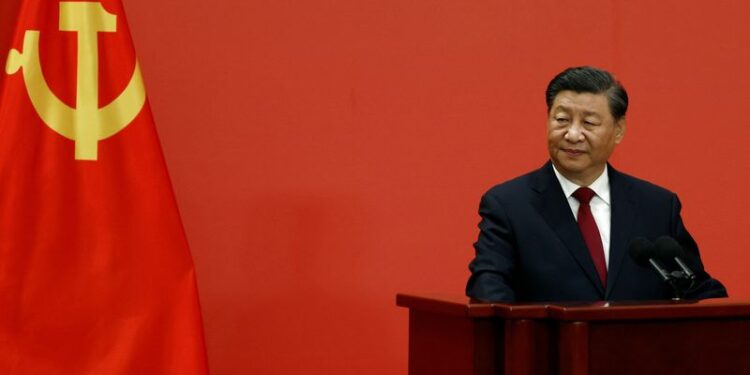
[552, 158, 588, 173]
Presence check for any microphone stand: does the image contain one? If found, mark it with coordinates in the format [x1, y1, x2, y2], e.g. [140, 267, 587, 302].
[648, 259, 693, 300]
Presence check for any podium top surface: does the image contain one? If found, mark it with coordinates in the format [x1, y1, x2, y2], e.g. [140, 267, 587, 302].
[396, 293, 750, 321]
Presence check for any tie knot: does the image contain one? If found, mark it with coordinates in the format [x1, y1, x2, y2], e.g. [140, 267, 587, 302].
[573, 187, 596, 204]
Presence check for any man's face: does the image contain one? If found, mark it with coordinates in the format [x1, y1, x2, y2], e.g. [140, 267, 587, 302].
[547, 90, 625, 185]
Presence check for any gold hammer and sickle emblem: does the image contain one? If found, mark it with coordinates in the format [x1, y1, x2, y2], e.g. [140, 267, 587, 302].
[5, 2, 146, 161]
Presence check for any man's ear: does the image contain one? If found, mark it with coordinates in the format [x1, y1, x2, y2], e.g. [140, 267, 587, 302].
[614, 117, 626, 144]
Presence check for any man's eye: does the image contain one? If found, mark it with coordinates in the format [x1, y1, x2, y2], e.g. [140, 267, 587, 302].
[584, 121, 599, 126]
[556, 118, 569, 123]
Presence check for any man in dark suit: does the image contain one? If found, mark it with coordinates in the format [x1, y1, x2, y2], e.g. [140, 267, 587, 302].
[466, 66, 727, 302]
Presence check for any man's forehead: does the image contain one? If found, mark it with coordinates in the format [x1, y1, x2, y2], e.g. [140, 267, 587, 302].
[550, 91, 611, 117]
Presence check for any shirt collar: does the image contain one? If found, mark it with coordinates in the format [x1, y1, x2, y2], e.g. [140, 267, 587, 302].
[552, 163, 611, 205]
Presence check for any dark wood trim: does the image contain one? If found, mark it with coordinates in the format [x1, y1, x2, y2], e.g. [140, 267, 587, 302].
[548, 299, 750, 321]
[558, 322, 588, 375]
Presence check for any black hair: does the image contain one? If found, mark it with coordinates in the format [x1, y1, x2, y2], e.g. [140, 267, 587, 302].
[545, 66, 628, 120]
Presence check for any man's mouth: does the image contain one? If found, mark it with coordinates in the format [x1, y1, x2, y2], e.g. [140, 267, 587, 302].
[562, 148, 585, 156]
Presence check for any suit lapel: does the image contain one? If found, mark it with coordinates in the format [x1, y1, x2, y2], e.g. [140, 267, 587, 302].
[530, 162, 605, 297]
[604, 165, 636, 298]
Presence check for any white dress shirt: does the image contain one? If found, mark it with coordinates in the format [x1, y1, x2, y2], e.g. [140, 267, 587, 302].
[552, 164, 611, 268]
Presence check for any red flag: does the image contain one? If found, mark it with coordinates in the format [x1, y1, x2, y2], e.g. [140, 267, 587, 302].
[0, 1, 210, 373]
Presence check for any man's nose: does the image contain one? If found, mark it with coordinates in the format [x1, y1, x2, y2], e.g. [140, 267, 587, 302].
[564, 122, 585, 142]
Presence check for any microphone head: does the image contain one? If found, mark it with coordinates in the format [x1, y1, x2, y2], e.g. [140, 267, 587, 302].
[654, 236, 684, 259]
[628, 237, 656, 266]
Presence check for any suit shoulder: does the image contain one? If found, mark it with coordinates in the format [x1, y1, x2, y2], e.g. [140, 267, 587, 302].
[615, 170, 677, 199]
[482, 170, 537, 201]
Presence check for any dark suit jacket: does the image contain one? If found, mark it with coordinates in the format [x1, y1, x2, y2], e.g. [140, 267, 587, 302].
[466, 162, 727, 302]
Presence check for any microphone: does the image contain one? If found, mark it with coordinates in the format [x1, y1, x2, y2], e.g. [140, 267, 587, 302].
[629, 236, 697, 299]
[628, 237, 672, 282]
[654, 236, 696, 280]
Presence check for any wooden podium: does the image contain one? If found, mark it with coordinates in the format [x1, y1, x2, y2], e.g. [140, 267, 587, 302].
[397, 294, 750, 375]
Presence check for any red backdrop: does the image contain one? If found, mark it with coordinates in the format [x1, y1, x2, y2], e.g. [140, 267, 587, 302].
[4, 0, 750, 374]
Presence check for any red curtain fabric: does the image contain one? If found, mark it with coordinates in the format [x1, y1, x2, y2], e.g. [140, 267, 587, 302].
[0, 1, 209, 373]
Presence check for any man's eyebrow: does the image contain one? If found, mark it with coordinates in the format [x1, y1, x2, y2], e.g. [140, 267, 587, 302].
[552, 105, 602, 117]
[582, 110, 602, 117]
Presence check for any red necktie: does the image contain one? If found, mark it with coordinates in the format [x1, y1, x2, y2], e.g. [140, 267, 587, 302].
[573, 187, 607, 286]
